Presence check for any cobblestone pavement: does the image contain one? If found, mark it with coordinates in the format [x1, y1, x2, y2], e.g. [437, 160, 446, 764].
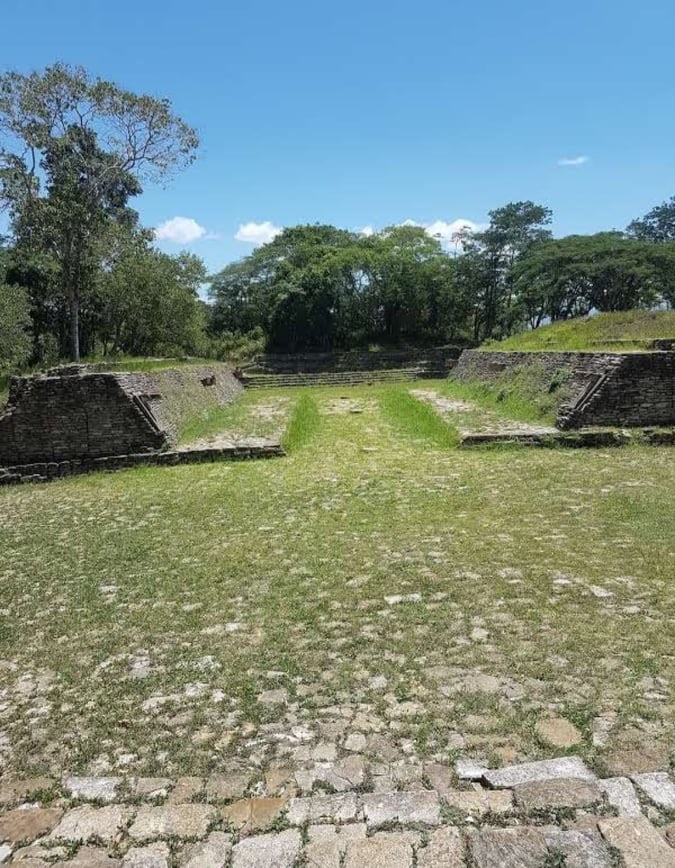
[1, 757, 674, 866]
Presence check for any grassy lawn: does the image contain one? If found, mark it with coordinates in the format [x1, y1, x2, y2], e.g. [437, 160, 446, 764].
[484, 309, 675, 352]
[0, 382, 674, 781]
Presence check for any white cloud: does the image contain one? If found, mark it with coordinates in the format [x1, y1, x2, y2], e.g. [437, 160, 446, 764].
[424, 218, 480, 242]
[154, 216, 207, 244]
[359, 225, 375, 237]
[234, 220, 283, 245]
[557, 155, 589, 167]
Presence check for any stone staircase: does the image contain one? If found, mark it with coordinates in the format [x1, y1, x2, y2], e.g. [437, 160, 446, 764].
[241, 368, 421, 389]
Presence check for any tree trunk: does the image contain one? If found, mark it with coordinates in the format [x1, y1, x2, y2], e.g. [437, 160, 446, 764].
[70, 295, 80, 361]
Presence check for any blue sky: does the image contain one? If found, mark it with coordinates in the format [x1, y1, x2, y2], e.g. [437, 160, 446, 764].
[2, 0, 675, 275]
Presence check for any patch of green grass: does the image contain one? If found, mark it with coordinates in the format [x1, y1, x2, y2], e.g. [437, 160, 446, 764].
[282, 392, 321, 452]
[0, 383, 674, 778]
[439, 368, 566, 424]
[0, 373, 8, 411]
[380, 386, 459, 447]
[483, 310, 675, 352]
[178, 389, 290, 444]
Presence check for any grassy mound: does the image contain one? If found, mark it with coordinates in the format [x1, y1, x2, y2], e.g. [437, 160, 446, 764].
[483, 310, 675, 352]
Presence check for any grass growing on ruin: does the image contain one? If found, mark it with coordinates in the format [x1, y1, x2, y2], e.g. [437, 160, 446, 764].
[380, 386, 459, 447]
[438, 374, 566, 425]
[282, 392, 321, 452]
[178, 388, 291, 443]
[1, 382, 675, 781]
[483, 310, 675, 352]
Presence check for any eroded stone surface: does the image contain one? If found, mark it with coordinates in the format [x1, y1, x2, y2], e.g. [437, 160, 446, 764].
[231, 829, 301, 868]
[205, 772, 250, 802]
[122, 843, 170, 868]
[287, 793, 359, 826]
[60, 846, 122, 866]
[514, 777, 602, 810]
[416, 827, 465, 867]
[0, 778, 55, 806]
[221, 797, 287, 834]
[443, 789, 512, 815]
[63, 777, 121, 802]
[631, 772, 675, 810]
[535, 717, 583, 748]
[599, 777, 642, 817]
[467, 827, 549, 868]
[0, 807, 63, 845]
[180, 832, 232, 868]
[128, 804, 215, 841]
[482, 756, 595, 788]
[543, 830, 611, 868]
[304, 824, 367, 868]
[343, 835, 413, 868]
[48, 805, 129, 844]
[361, 790, 440, 827]
[598, 816, 675, 867]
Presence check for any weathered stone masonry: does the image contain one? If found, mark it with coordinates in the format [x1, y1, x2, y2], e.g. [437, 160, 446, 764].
[452, 349, 675, 429]
[0, 363, 242, 468]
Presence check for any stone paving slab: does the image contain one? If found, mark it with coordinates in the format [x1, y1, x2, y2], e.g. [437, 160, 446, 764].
[231, 829, 301, 868]
[543, 829, 612, 868]
[63, 777, 122, 803]
[122, 843, 170, 868]
[416, 827, 465, 867]
[482, 756, 596, 788]
[599, 776, 643, 817]
[0, 807, 63, 845]
[47, 806, 131, 845]
[513, 777, 602, 810]
[179, 831, 232, 868]
[598, 816, 675, 867]
[442, 789, 512, 815]
[304, 824, 367, 868]
[342, 835, 413, 868]
[467, 827, 549, 868]
[631, 771, 675, 810]
[221, 797, 288, 834]
[128, 805, 215, 842]
[287, 793, 359, 825]
[361, 790, 441, 827]
[0, 779, 55, 806]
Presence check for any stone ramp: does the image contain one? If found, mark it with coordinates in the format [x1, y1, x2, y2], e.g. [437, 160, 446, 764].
[1, 759, 674, 865]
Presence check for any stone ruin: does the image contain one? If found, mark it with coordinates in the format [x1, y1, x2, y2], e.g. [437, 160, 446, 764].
[0, 363, 253, 482]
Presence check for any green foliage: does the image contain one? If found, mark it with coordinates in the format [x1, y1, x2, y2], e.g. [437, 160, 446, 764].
[380, 387, 459, 447]
[282, 393, 320, 452]
[486, 310, 675, 352]
[512, 233, 675, 325]
[209, 327, 267, 363]
[628, 195, 675, 242]
[0, 281, 31, 374]
[0, 63, 199, 360]
[441, 374, 563, 424]
[209, 223, 465, 352]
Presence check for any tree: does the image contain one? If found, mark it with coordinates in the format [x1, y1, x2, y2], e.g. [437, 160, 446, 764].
[512, 233, 675, 319]
[455, 201, 553, 340]
[0, 63, 199, 360]
[627, 196, 675, 243]
[0, 250, 31, 373]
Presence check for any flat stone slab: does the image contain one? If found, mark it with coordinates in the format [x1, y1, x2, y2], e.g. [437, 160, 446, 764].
[416, 827, 465, 867]
[598, 816, 675, 867]
[63, 776, 122, 802]
[48, 805, 130, 844]
[0, 777, 55, 805]
[482, 756, 595, 789]
[221, 797, 288, 834]
[631, 772, 675, 810]
[61, 845, 122, 866]
[304, 824, 367, 868]
[599, 777, 642, 817]
[180, 831, 232, 868]
[543, 829, 612, 868]
[455, 760, 488, 781]
[231, 829, 301, 868]
[514, 778, 602, 810]
[443, 789, 512, 815]
[287, 793, 359, 826]
[361, 790, 440, 827]
[128, 804, 215, 841]
[0, 807, 63, 844]
[122, 843, 170, 868]
[205, 771, 250, 801]
[535, 717, 583, 748]
[467, 827, 549, 868]
[343, 835, 413, 868]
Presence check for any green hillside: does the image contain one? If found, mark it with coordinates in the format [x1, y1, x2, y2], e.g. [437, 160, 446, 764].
[483, 310, 675, 352]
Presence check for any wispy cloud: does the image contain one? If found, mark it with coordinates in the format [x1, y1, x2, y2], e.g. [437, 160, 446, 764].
[557, 155, 589, 167]
[234, 221, 283, 245]
[154, 216, 207, 244]
[358, 225, 375, 237]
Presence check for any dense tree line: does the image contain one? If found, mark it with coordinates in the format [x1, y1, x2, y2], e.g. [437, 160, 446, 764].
[209, 199, 675, 352]
[2, 63, 675, 375]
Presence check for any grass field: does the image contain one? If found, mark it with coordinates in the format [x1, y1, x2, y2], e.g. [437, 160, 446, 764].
[484, 310, 675, 352]
[1, 383, 674, 782]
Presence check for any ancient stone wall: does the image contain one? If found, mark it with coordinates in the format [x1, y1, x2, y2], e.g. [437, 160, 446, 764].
[452, 350, 675, 429]
[0, 363, 242, 467]
[246, 346, 466, 376]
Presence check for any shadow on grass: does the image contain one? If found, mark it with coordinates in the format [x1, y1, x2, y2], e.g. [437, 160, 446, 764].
[380, 386, 459, 448]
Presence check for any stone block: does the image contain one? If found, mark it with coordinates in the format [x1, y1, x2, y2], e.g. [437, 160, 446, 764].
[343, 835, 413, 868]
[599, 777, 642, 817]
[180, 831, 232, 867]
[63, 776, 122, 802]
[543, 829, 612, 868]
[231, 829, 301, 868]
[598, 816, 675, 867]
[416, 827, 465, 867]
[514, 777, 602, 810]
[48, 806, 130, 844]
[482, 756, 595, 788]
[128, 805, 215, 841]
[0, 807, 63, 844]
[361, 790, 441, 827]
[631, 772, 675, 810]
[122, 843, 170, 868]
[467, 827, 548, 868]
[287, 792, 359, 825]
